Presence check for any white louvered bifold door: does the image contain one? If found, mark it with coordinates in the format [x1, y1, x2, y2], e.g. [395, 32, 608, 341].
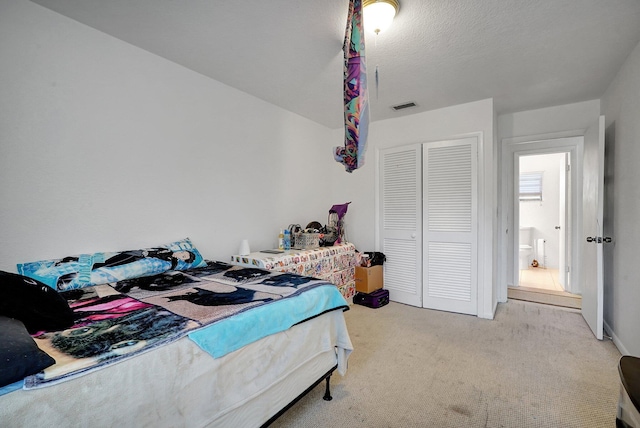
[379, 144, 422, 307]
[423, 137, 478, 315]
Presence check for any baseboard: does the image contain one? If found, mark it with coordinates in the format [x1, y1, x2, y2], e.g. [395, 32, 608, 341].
[604, 319, 629, 356]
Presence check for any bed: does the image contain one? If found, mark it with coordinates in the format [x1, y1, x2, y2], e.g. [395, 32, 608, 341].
[0, 239, 353, 427]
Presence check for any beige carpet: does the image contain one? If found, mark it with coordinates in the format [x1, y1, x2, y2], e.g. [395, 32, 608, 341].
[273, 300, 622, 427]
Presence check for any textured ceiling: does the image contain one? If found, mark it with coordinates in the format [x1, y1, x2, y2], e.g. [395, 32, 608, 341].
[31, 0, 640, 129]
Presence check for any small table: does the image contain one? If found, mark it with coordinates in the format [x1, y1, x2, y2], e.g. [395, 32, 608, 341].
[230, 242, 357, 301]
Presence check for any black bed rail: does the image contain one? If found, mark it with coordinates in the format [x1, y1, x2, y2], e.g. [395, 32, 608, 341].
[260, 364, 338, 427]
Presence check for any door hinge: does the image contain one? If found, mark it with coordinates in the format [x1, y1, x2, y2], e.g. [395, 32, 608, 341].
[566, 266, 570, 273]
[566, 164, 571, 172]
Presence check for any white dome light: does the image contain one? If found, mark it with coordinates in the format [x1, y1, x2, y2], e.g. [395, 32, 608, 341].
[363, 0, 399, 35]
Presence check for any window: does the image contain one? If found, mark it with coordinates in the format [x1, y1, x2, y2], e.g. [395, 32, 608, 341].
[519, 171, 543, 201]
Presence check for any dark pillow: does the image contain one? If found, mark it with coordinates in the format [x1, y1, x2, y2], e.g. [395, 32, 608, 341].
[0, 316, 55, 387]
[0, 271, 74, 333]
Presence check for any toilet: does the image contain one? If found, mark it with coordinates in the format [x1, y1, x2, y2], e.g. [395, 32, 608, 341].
[519, 227, 533, 270]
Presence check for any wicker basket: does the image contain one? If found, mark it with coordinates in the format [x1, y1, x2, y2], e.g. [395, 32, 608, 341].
[293, 232, 320, 250]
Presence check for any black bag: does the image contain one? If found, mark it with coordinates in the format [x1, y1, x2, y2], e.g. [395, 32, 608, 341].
[364, 252, 386, 266]
[353, 289, 389, 308]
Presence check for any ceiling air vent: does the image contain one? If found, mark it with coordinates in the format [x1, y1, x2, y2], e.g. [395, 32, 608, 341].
[391, 102, 417, 111]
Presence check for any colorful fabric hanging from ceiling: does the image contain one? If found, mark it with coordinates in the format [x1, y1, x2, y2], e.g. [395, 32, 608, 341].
[334, 0, 369, 173]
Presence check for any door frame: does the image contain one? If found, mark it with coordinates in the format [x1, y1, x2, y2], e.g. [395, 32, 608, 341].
[558, 152, 569, 288]
[499, 131, 584, 301]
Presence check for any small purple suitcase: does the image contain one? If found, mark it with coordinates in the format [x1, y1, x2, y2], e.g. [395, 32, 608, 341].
[353, 289, 389, 308]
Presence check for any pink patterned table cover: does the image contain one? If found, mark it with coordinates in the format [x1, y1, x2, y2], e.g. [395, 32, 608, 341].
[231, 243, 357, 300]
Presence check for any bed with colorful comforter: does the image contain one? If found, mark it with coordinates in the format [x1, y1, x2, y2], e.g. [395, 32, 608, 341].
[0, 239, 353, 427]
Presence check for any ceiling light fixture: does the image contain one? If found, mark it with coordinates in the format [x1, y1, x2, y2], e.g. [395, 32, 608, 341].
[363, 0, 399, 35]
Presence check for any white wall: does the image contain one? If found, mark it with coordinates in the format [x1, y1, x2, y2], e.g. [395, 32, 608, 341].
[329, 99, 496, 318]
[601, 39, 640, 357]
[498, 100, 601, 139]
[0, 0, 335, 270]
[519, 153, 565, 269]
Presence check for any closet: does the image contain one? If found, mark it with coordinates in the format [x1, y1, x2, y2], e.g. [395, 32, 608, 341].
[379, 137, 478, 315]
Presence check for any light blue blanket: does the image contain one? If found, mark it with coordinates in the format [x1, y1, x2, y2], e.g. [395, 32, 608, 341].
[188, 284, 348, 358]
[0, 380, 22, 396]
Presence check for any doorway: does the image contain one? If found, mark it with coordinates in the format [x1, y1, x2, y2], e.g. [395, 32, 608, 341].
[500, 135, 583, 308]
[511, 151, 581, 308]
[518, 152, 567, 291]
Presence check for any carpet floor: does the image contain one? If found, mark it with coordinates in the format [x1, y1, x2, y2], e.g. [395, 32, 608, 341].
[272, 299, 621, 427]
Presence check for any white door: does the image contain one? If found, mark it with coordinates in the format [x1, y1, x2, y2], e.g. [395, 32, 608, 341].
[423, 138, 478, 315]
[379, 144, 422, 307]
[581, 115, 605, 340]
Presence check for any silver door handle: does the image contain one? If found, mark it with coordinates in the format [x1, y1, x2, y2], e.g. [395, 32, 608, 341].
[586, 236, 613, 244]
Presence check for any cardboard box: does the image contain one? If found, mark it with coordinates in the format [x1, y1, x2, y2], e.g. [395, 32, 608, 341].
[355, 265, 383, 293]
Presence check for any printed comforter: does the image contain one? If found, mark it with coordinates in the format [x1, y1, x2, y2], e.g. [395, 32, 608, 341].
[24, 261, 349, 389]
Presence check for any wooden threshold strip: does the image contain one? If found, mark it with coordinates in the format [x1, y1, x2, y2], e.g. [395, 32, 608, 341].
[507, 286, 581, 309]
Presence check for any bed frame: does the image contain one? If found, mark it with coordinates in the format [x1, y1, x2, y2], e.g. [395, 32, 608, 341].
[262, 364, 336, 427]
